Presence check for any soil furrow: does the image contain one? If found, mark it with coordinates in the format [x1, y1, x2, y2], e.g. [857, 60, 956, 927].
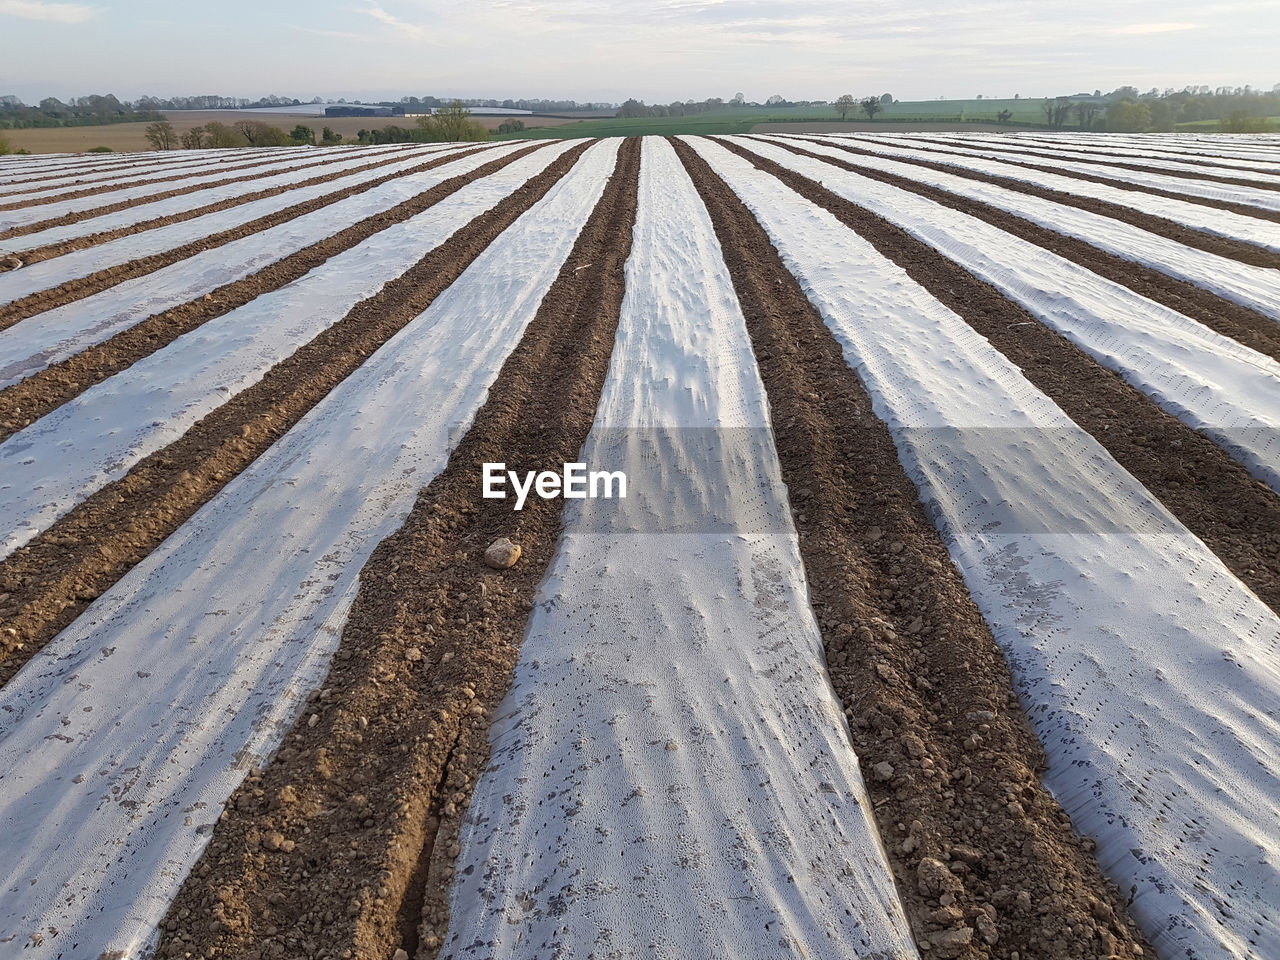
[0, 148, 369, 210]
[794, 136, 1280, 269]
[763, 137, 1280, 362]
[0, 148, 539, 441]
[863, 136, 1280, 223]
[673, 137, 1151, 960]
[901, 137, 1280, 190]
[0, 148, 449, 252]
[148, 137, 641, 960]
[0, 140, 592, 689]
[0, 146, 496, 331]
[718, 137, 1280, 628]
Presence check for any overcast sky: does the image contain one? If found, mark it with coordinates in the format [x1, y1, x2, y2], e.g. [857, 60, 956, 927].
[1, 0, 1278, 104]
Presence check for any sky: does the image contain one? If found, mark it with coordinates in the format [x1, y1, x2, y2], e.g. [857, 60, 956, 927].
[1, 0, 1278, 105]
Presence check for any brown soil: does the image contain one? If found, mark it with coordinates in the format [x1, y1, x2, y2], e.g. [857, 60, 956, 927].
[901, 136, 1280, 190]
[0, 148, 358, 210]
[763, 137, 1280, 360]
[835, 134, 1280, 225]
[149, 137, 642, 960]
[788, 135, 1280, 269]
[0, 145, 545, 443]
[0, 145, 497, 331]
[719, 137, 1280, 626]
[0, 147, 447, 251]
[0, 140, 590, 689]
[674, 137, 1151, 960]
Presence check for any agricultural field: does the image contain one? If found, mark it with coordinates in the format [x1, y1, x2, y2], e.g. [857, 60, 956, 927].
[0, 131, 1277, 960]
[1, 111, 581, 154]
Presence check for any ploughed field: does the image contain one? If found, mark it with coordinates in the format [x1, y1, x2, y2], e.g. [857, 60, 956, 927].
[0, 132, 1278, 960]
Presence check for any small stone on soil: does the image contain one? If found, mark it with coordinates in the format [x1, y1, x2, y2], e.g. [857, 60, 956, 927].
[484, 538, 521, 569]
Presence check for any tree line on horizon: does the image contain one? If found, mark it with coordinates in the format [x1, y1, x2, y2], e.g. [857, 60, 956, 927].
[135, 102, 495, 152]
[1030, 84, 1280, 132]
[4, 83, 1279, 143]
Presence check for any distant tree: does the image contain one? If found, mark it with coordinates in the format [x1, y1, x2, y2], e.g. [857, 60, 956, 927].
[180, 126, 208, 149]
[290, 124, 316, 145]
[38, 96, 68, 117]
[617, 98, 651, 118]
[731, 92, 745, 105]
[415, 101, 489, 142]
[1106, 85, 1140, 101]
[359, 125, 417, 144]
[835, 93, 855, 121]
[321, 126, 343, 144]
[1041, 97, 1073, 128]
[860, 96, 883, 120]
[1105, 99, 1152, 132]
[1221, 110, 1274, 133]
[144, 120, 177, 150]
[996, 109, 1013, 124]
[765, 94, 786, 106]
[232, 119, 291, 146]
[497, 118, 526, 134]
[204, 121, 249, 148]
[880, 92, 893, 104]
[1147, 100, 1176, 132]
[86, 145, 113, 152]
[1073, 101, 1100, 129]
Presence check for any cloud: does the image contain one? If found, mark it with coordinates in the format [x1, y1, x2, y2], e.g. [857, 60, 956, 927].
[0, 0, 97, 22]
[290, 23, 375, 43]
[357, 0, 427, 39]
[1110, 22, 1200, 35]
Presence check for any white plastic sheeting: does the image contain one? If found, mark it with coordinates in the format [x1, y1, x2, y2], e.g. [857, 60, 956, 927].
[0, 149, 236, 184]
[919, 134, 1280, 188]
[920, 136, 1280, 210]
[741, 136, 1280, 490]
[1009, 133, 1280, 166]
[0, 145, 528, 387]
[0, 146, 350, 202]
[0, 138, 621, 960]
[446, 136, 916, 960]
[0, 145, 478, 297]
[3, 146, 469, 254]
[905, 132, 1280, 167]
[827, 134, 1280, 252]
[773, 134, 1280, 318]
[0, 144, 440, 230]
[689, 134, 1280, 960]
[0, 151, 294, 198]
[0, 139, 582, 559]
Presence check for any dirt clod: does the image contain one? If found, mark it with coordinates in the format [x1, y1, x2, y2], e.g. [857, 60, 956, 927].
[482, 538, 521, 569]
